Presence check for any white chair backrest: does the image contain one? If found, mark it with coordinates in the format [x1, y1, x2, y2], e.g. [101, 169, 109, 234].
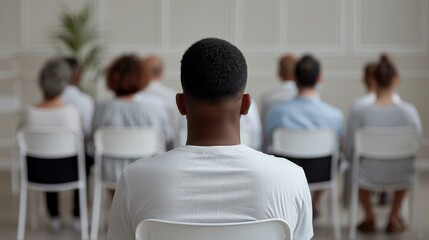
[136, 219, 292, 240]
[272, 128, 337, 158]
[94, 127, 161, 158]
[17, 127, 81, 159]
[356, 127, 420, 160]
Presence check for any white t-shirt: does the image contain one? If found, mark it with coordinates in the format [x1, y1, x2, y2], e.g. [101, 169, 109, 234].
[61, 85, 94, 137]
[108, 145, 313, 240]
[23, 104, 81, 130]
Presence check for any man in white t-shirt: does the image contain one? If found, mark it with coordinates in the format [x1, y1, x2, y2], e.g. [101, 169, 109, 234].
[108, 38, 313, 240]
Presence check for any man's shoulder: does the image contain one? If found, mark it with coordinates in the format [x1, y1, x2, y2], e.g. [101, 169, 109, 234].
[318, 101, 343, 119]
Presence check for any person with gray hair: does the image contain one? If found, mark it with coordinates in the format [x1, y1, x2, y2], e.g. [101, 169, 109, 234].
[20, 57, 84, 232]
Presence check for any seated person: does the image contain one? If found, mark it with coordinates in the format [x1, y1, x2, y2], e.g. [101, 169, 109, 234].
[264, 55, 343, 218]
[108, 38, 313, 240]
[21, 58, 83, 231]
[345, 54, 422, 234]
[260, 54, 297, 150]
[91, 54, 167, 184]
[134, 56, 175, 149]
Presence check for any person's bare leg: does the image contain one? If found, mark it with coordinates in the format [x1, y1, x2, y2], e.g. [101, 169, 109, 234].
[358, 189, 376, 232]
[386, 190, 407, 233]
[359, 189, 374, 221]
[389, 190, 406, 220]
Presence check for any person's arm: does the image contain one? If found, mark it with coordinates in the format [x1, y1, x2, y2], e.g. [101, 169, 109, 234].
[107, 174, 134, 240]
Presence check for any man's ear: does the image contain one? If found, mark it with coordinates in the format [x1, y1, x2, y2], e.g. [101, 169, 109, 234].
[176, 93, 187, 115]
[240, 94, 251, 115]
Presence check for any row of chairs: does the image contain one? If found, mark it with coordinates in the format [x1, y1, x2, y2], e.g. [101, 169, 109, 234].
[16, 126, 423, 239]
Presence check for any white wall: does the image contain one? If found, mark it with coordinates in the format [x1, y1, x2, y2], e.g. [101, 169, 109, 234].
[0, 0, 428, 167]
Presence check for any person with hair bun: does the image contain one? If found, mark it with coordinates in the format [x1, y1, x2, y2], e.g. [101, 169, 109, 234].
[345, 54, 422, 234]
[91, 54, 168, 186]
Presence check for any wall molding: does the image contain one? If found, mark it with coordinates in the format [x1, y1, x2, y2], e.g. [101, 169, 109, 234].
[352, 0, 429, 56]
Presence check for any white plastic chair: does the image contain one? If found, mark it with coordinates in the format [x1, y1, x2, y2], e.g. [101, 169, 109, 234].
[90, 127, 163, 240]
[271, 128, 341, 239]
[16, 127, 88, 240]
[349, 127, 423, 239]
[0, 55, 21, 194]
[135, 219, 292, 240]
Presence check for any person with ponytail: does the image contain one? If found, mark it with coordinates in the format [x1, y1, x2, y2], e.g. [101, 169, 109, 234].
[345, 54, 422, 233]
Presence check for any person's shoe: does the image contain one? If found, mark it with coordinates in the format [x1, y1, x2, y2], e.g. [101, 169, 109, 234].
[386, 217, 406, 234]
[73, 218, 81, 232]
[50, 217, 62, 232]
[357, 219, 376, 233]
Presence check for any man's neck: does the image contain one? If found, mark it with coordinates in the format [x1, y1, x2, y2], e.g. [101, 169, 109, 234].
[186, 120, 241, 146]
[298, 87, 318, 97]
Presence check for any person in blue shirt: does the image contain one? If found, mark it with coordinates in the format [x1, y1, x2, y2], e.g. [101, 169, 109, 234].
[264, 54, 343, 219]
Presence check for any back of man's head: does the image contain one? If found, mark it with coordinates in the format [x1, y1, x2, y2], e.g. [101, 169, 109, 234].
[180, 38, 247, 102]
[278, 54, 296, 81]
[145, 55, 163, 81]
[294, 55, 320, 88]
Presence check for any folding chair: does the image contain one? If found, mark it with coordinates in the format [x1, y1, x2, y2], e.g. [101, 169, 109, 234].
[271, 128, 341, 239]
[349, 126, 423, 239]
[135, 219, 291, 240]
[90, 126, 163, 240]
[17, 127, 88, 240]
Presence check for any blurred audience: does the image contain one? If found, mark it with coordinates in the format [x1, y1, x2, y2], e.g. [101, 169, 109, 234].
[264, 54, 343, 219]
[21, 58, 83, 231]
[345, 54, 422, 234]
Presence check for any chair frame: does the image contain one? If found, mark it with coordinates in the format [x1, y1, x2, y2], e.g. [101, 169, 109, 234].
[271, 128, 341, 239]
[90, 126, 162, 240]
[16, 126, 88, 240]
[135, 219, 292, 240]
[348, 126, 423, 239]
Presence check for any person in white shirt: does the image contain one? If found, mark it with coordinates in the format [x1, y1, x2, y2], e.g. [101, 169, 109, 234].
[61, 58, 94, 138]
[108, 38, 313, 240]
[21, 58, 83, 231]
[134, 55, 177, 148]
[261, 54, 297, 151]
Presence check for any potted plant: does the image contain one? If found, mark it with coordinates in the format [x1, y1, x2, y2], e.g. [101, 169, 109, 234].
[53, 2, 104, 96]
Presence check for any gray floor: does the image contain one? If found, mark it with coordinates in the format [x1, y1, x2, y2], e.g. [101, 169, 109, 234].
[1, 171, 428, 240]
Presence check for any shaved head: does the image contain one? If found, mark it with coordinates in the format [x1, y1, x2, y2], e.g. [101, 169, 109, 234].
[144, 55, 164, 81]
[278, 54, 296, 81]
